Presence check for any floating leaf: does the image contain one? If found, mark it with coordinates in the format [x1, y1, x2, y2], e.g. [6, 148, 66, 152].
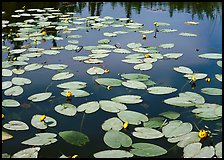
[117, 110, 148, 125]
[162, 120, 192, 138]
[127, 42, 142, 49]
[158, 43, 175, 49]
[94, 150, 133, 158]
[103, 32, 117, 37]
[77, 101, 100, 114]
[134, 62, 153, 71]
[184, 21, 199, 25]
[132, 127, 164, 139]
[183, 142, 215, 158]
[159, 111, 180, 120]
[121, 73, 150, 81]
[215, 142, 222, 158]
[125, 53, 144, 59]
[73, 56, 89, 61]
[98, 38, 110, 44]
[28, 92, 52, 102]
[2, 81, 12, 90]
[84, 58, 103, 64]
[144, 79, 156, 86]
[99, 100, 127, 113]
[163, 53, 183, 59]
[52, 72, 74, 80]
[156, 22, 170, 26]
[2, 69, 13, 77]
[87, 67, 105, 75]
[143, 117, 165, 128]
[217, 60, 222, 67]
[11, 77, 31, 86]
[42, 50, 60, 55]
[147, 86, 177, 95]
[9, 49, 26, 55]
[112, 95, 143, 104]
[65, 44, 78, 50]
[113, 48, 131, 54]
[57, 81, 87, 89]
[59, 130, 89, 146]
[198, 53, 222, 59]
[122, 59, 144, 64]
[104, 130, 132, 148]
[95, 78, 122, 86]
[4, 86, 24, 96]
[215, 74, 222, 82]
[24, 63, 43, 71]
[55, 103, 77, 116]
[179, 32, 197, 37]
[102, 117, 123, 131]
[11, 147, 40, 158]
[97, 44, 116, 49]
[173, 66, 193, 74]
[164, 97, 195, 107]
[2, 99, 20, 107]
[2, 131, 13, 141]
[31, 115, 57, 130]
[91, 49, 111, 54]
[130, 143, 167, 157]
[184, 73, 207, 80]
[122, 80, 147, 90]
[3, 121, 29, 131]
[43, 64, 68, 70]
[201, 88, 222, 96]
[132, 47, 149, 53]
[160, 29, 177, 33]
[61, 89, 90, 98]
[22, 133, 57, 146]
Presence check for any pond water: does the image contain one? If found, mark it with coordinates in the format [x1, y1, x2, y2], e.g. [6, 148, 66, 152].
[2, 2, 222, 158]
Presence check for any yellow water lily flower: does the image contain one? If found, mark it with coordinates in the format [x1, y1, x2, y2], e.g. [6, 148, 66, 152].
[2, 114, 5, 119]
[66, 91, 73, 98]
[7, 47, 10, 51]
[145, 54, 151, 58]
[104, 69, 110, 73]
[107, 86, 112, 90]
[123, 121, 129, 129]
[198, 129, 208, 139]
[13, 57, 17, 61]
[142, 34, 146, 40]
[41, 31, 47, 35]
[205, 77, 211, 83]
[154, 21, 157, 25]
[130, 20, 134, 23]
[191, 76, 196, 82]
[39, 115, 46, 122]
[72, 155, 78, 158]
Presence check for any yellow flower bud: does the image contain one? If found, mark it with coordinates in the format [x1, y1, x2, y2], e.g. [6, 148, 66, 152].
[41, 31, 47, 35]
[154, 21, 157, 25]
[123, 121, 129, 129]
[145, 54, 151, 58]
[191, 76, 196, 82]
[72, 155, 78, 158]
[66, 91, 73, 98]
[2, 114, 5, 119]
[142, 34, 146, 40]
[104, 69, 110, 73]
[13, 57, 17, 61]
[205, 77, 211, 83]
[198, 129, 208, 139]
[39, 115, 46, 122]
[107, 86, 112, 90]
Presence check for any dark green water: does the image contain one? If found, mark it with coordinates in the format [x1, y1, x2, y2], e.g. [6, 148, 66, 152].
[2, 2, 222, 158]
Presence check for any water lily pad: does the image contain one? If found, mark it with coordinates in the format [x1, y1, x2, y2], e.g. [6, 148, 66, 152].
[127, 42, 142, 49]
[217, 60, 222, 67]
[59, 130, 89, 146]
[162, 120, 192, 138]
[125, 53, 145, 59]
[104, 130, 132, 148]
[84, 58, 103, 64]
[201, 88, 222, 96]
[198, 53, 222, 59]
[173, 66, 193, 74]
[21, 52, 43, 58]
[22, 133, 57, 146]
[122, 80, 147, 89]
[55, 103, 77, 116]
[215, 142, 222, 158]
[57, 81, 87, 89]
[183, 142, 215, 158]
[184, 73, 207, 80]
[91, 49, 111, 54]
[73, 56, 90, 61]
[52, 72, 74, 80]
[99, 100, 127, 113]
[2, 69, 13, 77]
[159, 111, 180, 120]
[11, 77, 31, 86]
[164, 97, 196, 107]
[4, 86, 24, 96]
[184, 21, 199, 25]
[24, 63, 43, 71]
[163, 53, 183, 59]
[143, 117, 165, 128]
[2, 99, 20, 107]
[102, 117, 123, 131]
[2, 131, 13, 141]
[122, 59, 144, 64]
[159, 43, 175, 49]
[28, 92, 52, 102]
[156, 22, 170, 26]
[121, 73, 150, 81]
[103, 32, 117, 37]
[130, 143, 167, 157]
[42, 50, 60, 55]
[11, 147, 40, 158]
[139, 30, 154, 34]
[68, 40, 79, 44]
[179, 32, 197, 37]
[9, 49, 26, 55]
[112, 95, 143, 104]
[43, 64, 68, 70]
[117, 110, 148, 125]
[97, 44, 116, 49]
[89, 53, 109, 59]
[215, 74, 222, 82]
[77, 101, 100, 114]
[98, 38, 110, 44]
[132, 47, 149, 53]
[87, 67, 105, 75]
[147, 86, 177, 95]
[132, 127, 164, 139]
[160, 29, 177, 33]
[95, 78, 122, 86]
[31, 114, 57, 130]
[3, 121, 29, 131]
[179, 91, 205, 104]
[144, 79, 156, 86]
[94, 150, 133, 158]
[61, 89, 90, 98]
[12, 68, 25, 75]
[134, 62, 153, 71]
[113, 48, 131, 54]
[2, 81, 12, 90]
[65, 44, 79, 50]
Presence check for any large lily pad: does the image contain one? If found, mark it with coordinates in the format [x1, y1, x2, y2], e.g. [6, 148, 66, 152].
[87, 67, 105, 75]
[121, 73, 150, 81]
[94, 150, 133, 158]
[2, 99, 20, 107]
[102, 117, 123, 131]
[143, 117, 165, 128]
[184, 73, 207, 80]
[99, 100, 127, 113]
[117, 110, 148, 125]
[57, 81, 87, 89]
[103, 130, 132, 148]
[201, 88, 222, 96]
[134, 62, 153, 71]
[31, 114, 57, 130]
[132, 127, 164, 139]
[132, 47, 149, 53]
[179, 32, 197, 37]
[122, 80, 147, 90]
[127, 42, 142, 49]
[61, 89, 90, 98]
[55, 103, 77, 116]
[158, 43, 175, 49]
[163, 53, 183, 59]
[42, 50, 60, 55]
[77, 101, 100, 114]
[3, 120, 29, 131]
[22, 133, 57, 146]
[113, 48, 131, 54]
[11, 77, 31, 86]
[91, 49, 111, 54]
[159, 111, 180, 120]
[198, 53, 222, 59]
[24, 63, 43, 71]
[122, 59, 144, 64]
[2, 131, 13, 141]
[84, 58, 103, 64]
[43, 64, 68, 70]
[130, 143, 167, 157]
[11, 147, 40, 158]
[179, 91, 205, 105]
[147, 86, 177, 95]
[28, 92, 52, 102]
[4, 86, 24, 96]
[111, 95, 143, 104]
[173, 66, 193, 74]
[95, 78, 123, 86]
[2, 69, 13, 77]
[215, 74, 222, 82]
[215, 142, 222, 158]
[52, 72, 74, 80]
[2, 81, 12, 90]
[59, 130, 89, 146]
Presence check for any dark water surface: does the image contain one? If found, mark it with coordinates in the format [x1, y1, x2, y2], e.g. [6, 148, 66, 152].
[2, 2, 222, 158]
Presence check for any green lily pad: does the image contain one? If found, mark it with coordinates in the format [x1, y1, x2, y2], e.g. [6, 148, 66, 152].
[68, 40, 79, 44]
[2, 69, 13, 77]
[57, 81, 87, 89]
[122, 80, 147, 90]
[127, 43, 142, 49]
[68, 34, 82, 39]
[201, 88, 222, 96]
[3, 121, 29, 131]
[52, 72, 74, 80]
[2, 99, 20, 107]
[159, 43, 175, 49]
[198, 53, 222, 59]
[31, 114, 57, 130]
[4, 86, 24, 96]
[94, 150, 133, 158]
[215, 142, 222, 158]
[134, 62, 153, 71]
[97, 44, 116, 49]
[84, 58, 103, 64]
[12, 68, 25, 75]
[9, 49, 26, 55]
[132, 127, 164, 139]
[156, 22, 170, 26]
[102, 117, 123, 131]
[121, 73, 150, 81]
[99, 100, 127, 113]
[122, 59, 144, 64]
[103, 32, 117, 37]
[160, 29, 177, 33]
[11, 147, 40, 158]
[73, 56, 90, 61]
[95, 78, 123, 86]
[91, 49, 111, 54]
[143, 117, 165, 128]
[55, 103, 77, 116]
[113, 48, 131, 54]
[183, 142, 215, 158]
[117, 110, 148, 125]
[42, 50, 60, 55]
[89, 53, 109, 59]
[28, 92, 52, 102]
[61, 89, 90, 98]
[179, 32, 197, 37]
[112, 95, 143, 104]
[65, 44, 78, 50]
[163, 53, 183, 59]
[144, 79, 156, 86]
[217, 60, 222, 67]
[22, 133, 57, 146]
[104, 130, 132, 148]
[125, 53, 145, 59]
[132, 47, 149, 53]
[173, 66, 193, 74]
[179, 91, 205, 104]
[130, 143, 167, 157]
[162, 120, 192, 138]
[98, 38, 110, 44]
[77, 101, 100, 114]
[184, 73, 207, 80]
[159, 111, 180, 120]
[164, 97, 195, 107]
[87, 67, 105, 75]
[59, 130, 89, 146]
[2, 81, 12, 90]
[21, 52, 43, 58]
[43, 64, 68, 70]
[215, 74, 222, 82]
[113, 30, 128, 34]
[11, 77, 31, 86]
[2, 131, 13, 141]
[147, 86, 177, 95]
[24, 63, 43, 71]
[138, 30, 154, 34]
